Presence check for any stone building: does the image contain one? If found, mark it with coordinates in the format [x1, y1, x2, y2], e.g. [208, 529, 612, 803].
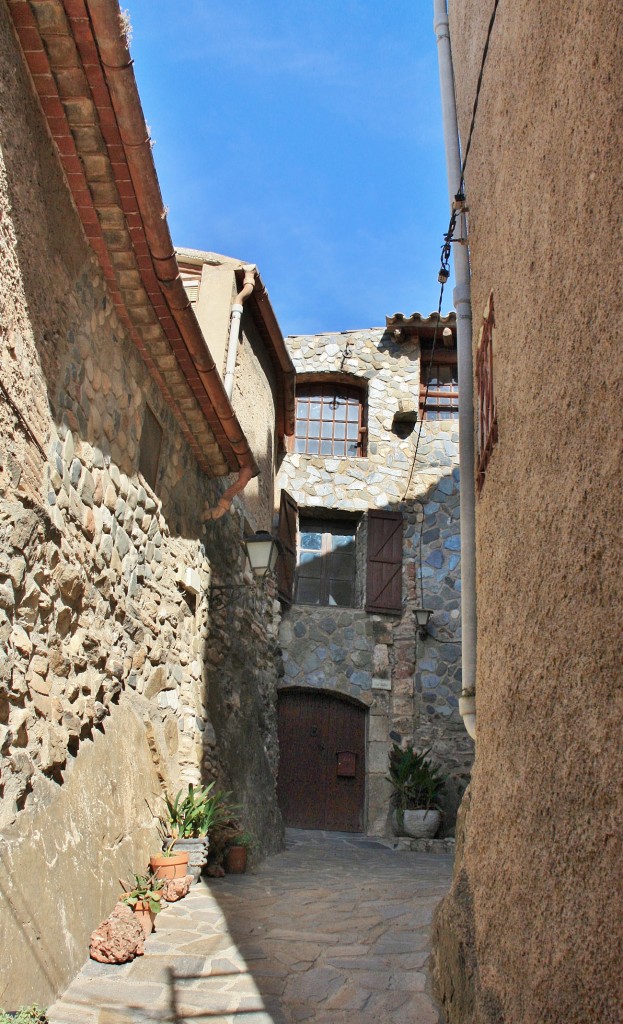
[0, 0, 293, 1007]
[275, 318, 474, 836]
[431, 2, 623, 1023]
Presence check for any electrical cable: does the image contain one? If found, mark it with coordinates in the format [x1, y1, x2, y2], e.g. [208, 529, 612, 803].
[402, 0, 500, 615]
[458, 0, 501, 189]
[0, 376, 47, 459]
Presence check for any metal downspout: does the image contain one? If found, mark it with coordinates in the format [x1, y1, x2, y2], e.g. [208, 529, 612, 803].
[434, 0, 477, 740]
[224, 266, 257, 401]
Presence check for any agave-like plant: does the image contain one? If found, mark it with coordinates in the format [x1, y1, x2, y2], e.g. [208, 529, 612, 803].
[165, 782, 220, 840]
[119, 872, 164, 915]
[386, 744, 446, 817]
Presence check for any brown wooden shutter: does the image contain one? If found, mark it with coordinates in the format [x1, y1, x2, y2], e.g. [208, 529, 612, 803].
[366, 510, 403, 614]
[276, 489, 298, 605]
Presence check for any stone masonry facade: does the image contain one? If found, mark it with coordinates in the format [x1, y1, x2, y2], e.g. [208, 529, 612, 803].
[0, 10, 284, 1005]
[277, 327, 474, 835]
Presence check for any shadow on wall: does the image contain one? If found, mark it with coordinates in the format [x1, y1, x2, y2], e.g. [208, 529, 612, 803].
[276, 467, 470, 828]
[239, 422, 276, 532]
[0, 65, 283, 1005]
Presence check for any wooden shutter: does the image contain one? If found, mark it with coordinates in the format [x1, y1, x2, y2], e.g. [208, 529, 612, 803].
[276, 489, 298, 605]
[366, 510, 403, 614]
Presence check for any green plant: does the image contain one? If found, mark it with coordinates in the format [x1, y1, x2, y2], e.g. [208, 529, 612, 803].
[386, 744, 446, 819]
[0, 1007, 48, 1024]
[119, 872, 164, 915]
[165, 783, 220, 840]
[227, 829, 254, 850]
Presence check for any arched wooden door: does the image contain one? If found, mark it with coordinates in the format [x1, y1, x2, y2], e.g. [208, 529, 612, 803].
[277, 691, 366, 832]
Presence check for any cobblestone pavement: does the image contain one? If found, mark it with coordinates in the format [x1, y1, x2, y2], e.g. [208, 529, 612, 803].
[48, 830, 453, 1024]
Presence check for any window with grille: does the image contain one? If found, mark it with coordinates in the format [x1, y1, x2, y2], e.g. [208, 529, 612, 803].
[419, 350, 459, 419]
[294, 384, 365, 456]
[139, 405, 163, 491]
[295, 518, 357, 606]
[476, 292, 498, 492]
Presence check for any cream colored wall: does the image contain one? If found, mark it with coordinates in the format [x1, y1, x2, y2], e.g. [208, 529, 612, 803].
[0, 706, 162, 1007]
[194, 264, 236, 378]
[433, 3, 623, 1022]
[231, 313, 278, 532]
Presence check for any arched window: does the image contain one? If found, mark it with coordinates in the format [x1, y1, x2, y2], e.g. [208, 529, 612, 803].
[294, 382, 366, 456]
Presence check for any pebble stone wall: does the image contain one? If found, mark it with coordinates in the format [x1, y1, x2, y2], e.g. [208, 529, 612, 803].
[276, 328, 474, 833]
[0, 35, 285, 997]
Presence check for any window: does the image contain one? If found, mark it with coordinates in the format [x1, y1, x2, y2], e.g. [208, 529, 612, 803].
[420, 349, 459, 419]
[295, 518, 357, 606]
[476, 292, 498, 493]
[138, 405, 163, 490]
[294, 383, 365, 456]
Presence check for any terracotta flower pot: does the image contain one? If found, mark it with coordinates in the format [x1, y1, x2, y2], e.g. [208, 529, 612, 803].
[150, 850, 189, 880]
[224, 845, 248, 874]
[165, 837, 209, 883]
[133, 899, 155, 938]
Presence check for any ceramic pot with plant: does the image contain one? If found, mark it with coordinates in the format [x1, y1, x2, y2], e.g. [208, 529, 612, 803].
[386, 744, 446, 839]
[224, 830, 254, 874]
[164, 783, 221, 881]
[149, 845, 189, 881]
[119, 873, 164, 937]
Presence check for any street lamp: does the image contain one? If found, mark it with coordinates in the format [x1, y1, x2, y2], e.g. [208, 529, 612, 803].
[414, 607, 433, 640]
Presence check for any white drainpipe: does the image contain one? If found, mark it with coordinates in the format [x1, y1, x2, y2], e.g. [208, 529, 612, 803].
[434, 0, 477, 741]
[223, 265, 257, 400]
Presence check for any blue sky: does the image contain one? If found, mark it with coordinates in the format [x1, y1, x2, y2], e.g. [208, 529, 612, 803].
[126, 1, 451, 336]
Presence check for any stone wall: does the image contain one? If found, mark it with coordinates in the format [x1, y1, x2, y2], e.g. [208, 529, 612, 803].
[432, 3, 623, 1023]
[276, 328, 473, 835]
[0, 8, 283, 1006]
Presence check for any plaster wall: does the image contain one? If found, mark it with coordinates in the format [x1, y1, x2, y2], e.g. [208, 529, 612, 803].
[194, 264, 235, 378]
[432, 3, 623, 1022]
[277, 329, 473, 834]
[0, 8, 283, 1005]
[232, 312, 278, 531]
[0, 705, 162, 1008]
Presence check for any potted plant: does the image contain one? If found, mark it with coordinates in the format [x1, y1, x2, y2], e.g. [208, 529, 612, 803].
[386, 743, 446, 839]
[119, 872, 164, 937]
[163, 783, 220, 881]
[149, 843, 190, 881]
[0, 1007, 48, 1023]
[205, 794, 244, 876]
[223, 830, 254, 874]
[149, 818, 190, 880]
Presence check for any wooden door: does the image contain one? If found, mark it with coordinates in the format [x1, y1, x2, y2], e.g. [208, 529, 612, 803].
[277, 691, 366, 832]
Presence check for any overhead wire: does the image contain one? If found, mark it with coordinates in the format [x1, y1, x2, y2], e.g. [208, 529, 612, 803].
[402, 0, 501, 606]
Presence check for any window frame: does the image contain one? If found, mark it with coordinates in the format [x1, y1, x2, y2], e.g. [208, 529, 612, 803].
[138, 404, 163, 491]
[419, 347, 459, 420]
[295, 516, 358, 607]
[292, 380, 367, 457]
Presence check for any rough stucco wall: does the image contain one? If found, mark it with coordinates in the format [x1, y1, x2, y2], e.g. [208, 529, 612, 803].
[0, 8, 283, 1006]
[276, 329, 473, 834]
[433, 3, 623, 1022]
[0, 704, 162, 1008]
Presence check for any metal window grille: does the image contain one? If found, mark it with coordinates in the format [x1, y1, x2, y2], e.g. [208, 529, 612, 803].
[139, 405, 163, 491]
[294, 384, 365, 457]
[476, 293, 498, 493]
[419, 352, 459, 419]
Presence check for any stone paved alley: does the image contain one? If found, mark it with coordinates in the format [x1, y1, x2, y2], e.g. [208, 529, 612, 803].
[47, 831, 452, 1024]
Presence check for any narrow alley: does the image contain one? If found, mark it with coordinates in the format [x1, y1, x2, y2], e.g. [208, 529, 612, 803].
[47, 832, 452, 1024]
